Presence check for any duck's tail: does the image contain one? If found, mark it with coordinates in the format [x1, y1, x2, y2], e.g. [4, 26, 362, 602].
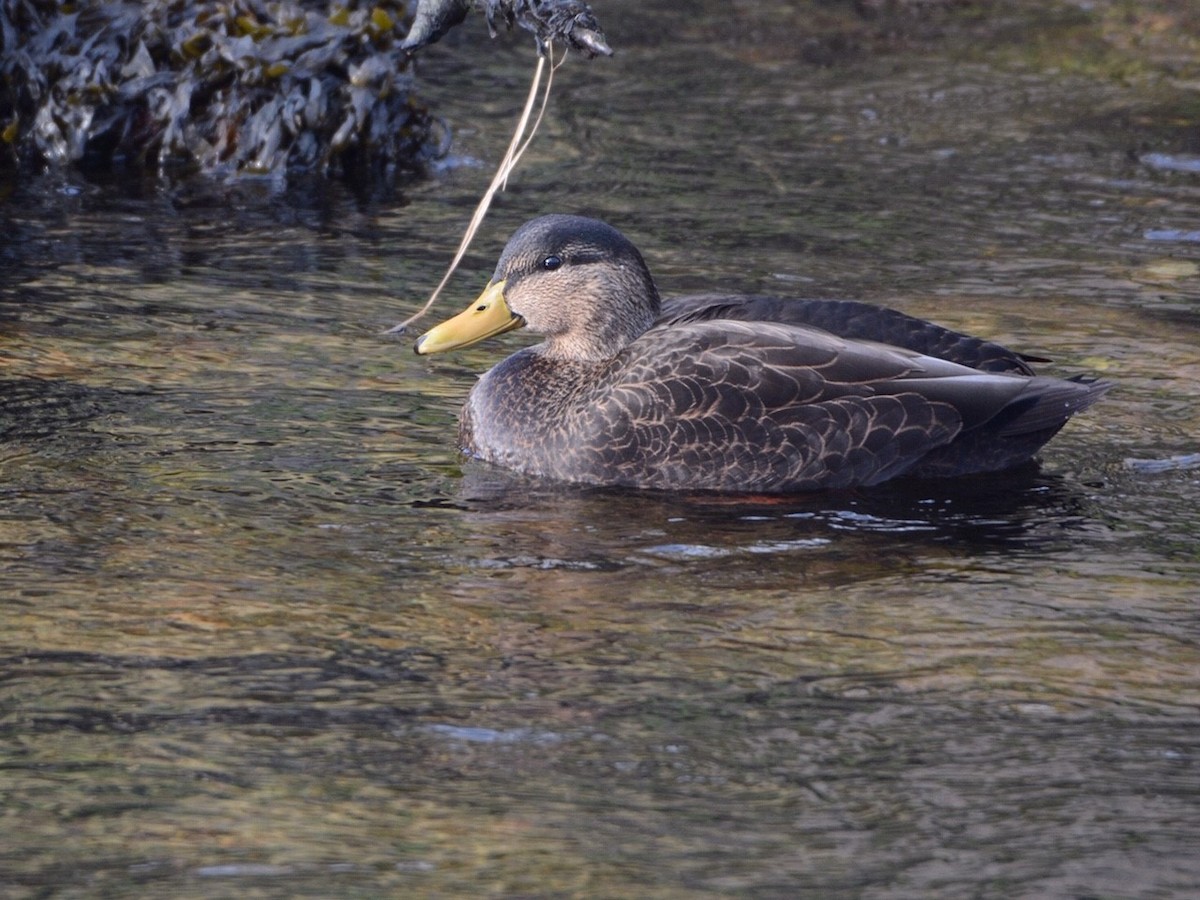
[910, 375, 1112, 478]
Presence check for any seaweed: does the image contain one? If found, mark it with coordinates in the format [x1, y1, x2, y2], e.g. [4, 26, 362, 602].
[0, 0, 609, 184]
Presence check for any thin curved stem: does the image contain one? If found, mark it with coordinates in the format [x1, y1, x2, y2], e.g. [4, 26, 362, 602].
[384, 39, 559, 335]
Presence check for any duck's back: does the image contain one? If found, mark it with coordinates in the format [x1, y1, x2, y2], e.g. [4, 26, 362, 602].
[659, 295, 1039, 375]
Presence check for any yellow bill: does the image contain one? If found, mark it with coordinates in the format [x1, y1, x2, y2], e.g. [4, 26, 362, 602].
[413, 280, 525, 355]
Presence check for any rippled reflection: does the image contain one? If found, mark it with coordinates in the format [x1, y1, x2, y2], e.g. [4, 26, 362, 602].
[3, 1, 1199, 896]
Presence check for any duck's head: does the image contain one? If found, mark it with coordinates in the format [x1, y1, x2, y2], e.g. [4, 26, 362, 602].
[414, 215, 661, 362]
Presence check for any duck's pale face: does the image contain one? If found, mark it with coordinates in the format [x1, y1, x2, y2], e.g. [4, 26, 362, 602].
[414, 215, 661, 362]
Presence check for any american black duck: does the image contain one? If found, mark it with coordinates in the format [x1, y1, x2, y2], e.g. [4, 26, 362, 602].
[410, 214, 1110, 492]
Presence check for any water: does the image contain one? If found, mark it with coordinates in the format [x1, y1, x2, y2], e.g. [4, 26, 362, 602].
[3, 2, 1199, 897]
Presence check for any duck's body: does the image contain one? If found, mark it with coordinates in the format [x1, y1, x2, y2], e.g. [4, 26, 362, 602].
[412, 215, 1109, 492]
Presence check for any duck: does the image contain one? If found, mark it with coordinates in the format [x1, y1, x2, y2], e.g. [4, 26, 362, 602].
[408, 214, 1110, 492]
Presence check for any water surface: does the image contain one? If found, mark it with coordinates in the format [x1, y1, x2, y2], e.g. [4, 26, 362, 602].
[2, 2, 1199, 896]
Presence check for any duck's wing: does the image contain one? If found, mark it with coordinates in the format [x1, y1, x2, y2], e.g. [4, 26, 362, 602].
[658, 294, 1039, 375]
[574, 320, 971, 492]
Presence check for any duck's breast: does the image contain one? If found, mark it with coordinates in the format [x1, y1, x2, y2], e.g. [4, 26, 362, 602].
[459, 349, 603, 478]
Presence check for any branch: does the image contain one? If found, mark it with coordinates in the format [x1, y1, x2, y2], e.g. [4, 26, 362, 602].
[402, 0, 612, 57]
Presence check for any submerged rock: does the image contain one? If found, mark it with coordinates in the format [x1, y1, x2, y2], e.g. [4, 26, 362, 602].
[0, 0, 608, 184]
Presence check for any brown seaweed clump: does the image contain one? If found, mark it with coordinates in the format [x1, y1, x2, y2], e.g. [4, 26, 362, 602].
[0, 0, 440, 181]
[0, 0, 610, 185]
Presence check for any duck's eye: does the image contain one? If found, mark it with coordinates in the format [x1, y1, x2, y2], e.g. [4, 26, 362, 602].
[542, 255, 562, 271]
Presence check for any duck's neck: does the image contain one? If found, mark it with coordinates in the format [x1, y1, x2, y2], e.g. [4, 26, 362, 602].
[536, 333, 634, 364]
